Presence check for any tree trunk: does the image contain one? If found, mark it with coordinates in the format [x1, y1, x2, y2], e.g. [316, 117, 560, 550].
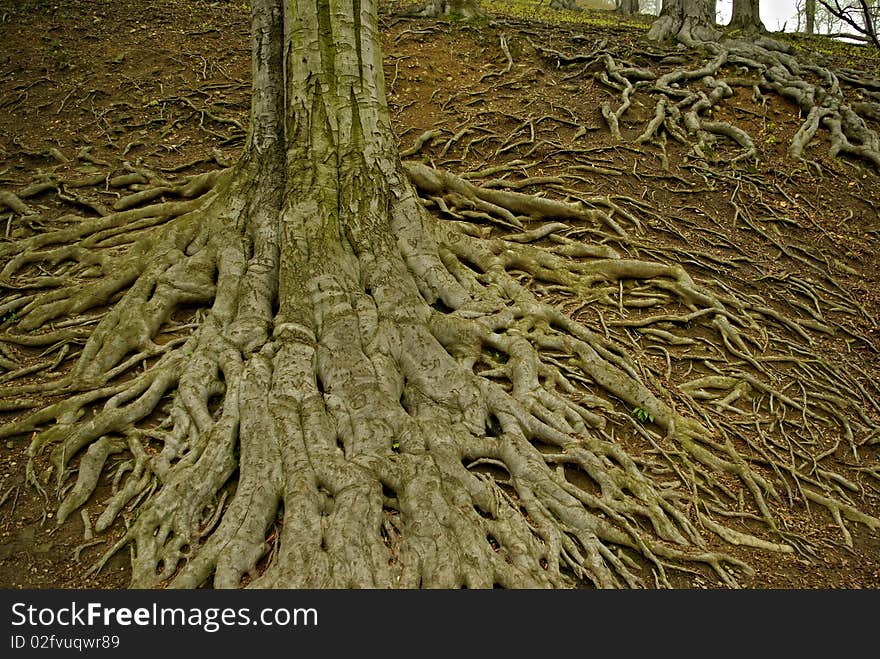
[806, 0, 816, 33]
[858, 0, 879, 47]
[550, 0, 581, 10]
[168, 0, 543, 589]
[861, 0, 880, 48]
[616, 0, 640, 14]
[727, 0, 766, 33]
[421, 0, 482, 18]
[647, 0, 720, 43]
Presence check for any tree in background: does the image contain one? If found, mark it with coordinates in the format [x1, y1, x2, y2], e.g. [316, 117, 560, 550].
[615, 0, 641, 14]
[647, 0, 719, 42]
[422, 0, 482, 17]
[550, 0, 582, 10]
[817, 0, 879, 46]
[727, 0, 766, 32]
[794, 0, 879, 42]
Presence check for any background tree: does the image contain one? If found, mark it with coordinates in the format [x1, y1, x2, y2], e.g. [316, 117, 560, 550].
[615, 0, 641, 14]
[817, 0, 880, 46]
[422, 0, 482, 18]
[727, 0, 766, 32]
[550, 0, 582, 10]
[647, 0, 719, 42]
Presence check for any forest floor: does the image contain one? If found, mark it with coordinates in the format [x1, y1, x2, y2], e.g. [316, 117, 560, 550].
[1, 0, 879, 589]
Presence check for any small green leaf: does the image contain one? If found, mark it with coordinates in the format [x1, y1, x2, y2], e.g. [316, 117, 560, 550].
[633, 407, 654, 425]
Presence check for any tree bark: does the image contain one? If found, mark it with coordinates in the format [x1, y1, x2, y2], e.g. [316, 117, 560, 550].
[550, 0, 581, 10]
[421, 0, 482, 18]
[727, 0, 767, 33]
[616, 0, 640, 14]
[647, 0, 720, 43]
[124, 0, 686, 589]
[806, 0, 816, 33]
[179, 0, 505, 589]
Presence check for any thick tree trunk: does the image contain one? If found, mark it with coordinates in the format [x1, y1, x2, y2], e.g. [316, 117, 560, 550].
[727, 0, 766, 33]
[160, 0, 502, 588]
[421, 0, 482, 18]
[616, 0, 640, 14]
[647, 0, 720, 43]
[134, 0, 701, 590]
[806, 0, 816, 33]
[550, 0, 580, 10]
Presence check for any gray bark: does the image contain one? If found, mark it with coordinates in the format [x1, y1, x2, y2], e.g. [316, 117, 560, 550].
[616, 0, 640, 14]
[647, 0, 720, 42]
[108, 0, 662, 589]
[727, 0, 767, 33]
[421, 0, 482, 17]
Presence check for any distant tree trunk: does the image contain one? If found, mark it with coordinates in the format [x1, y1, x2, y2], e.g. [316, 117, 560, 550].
[647, 0, 720, 43]
[806, 0, 816, 33]
[550, 0, 580, 10]
[616, 0, 640, 13]
[421, 0, 481, 17]
[643, 0, 663, 15]
[727, 0, 766, 32]
[855, 0, 879, 46]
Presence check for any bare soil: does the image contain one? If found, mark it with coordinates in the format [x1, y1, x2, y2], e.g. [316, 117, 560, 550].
[1, 0, 879, 589]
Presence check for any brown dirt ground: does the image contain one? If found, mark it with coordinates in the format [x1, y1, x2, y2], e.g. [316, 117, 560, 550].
[0, 0, 879, 589]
